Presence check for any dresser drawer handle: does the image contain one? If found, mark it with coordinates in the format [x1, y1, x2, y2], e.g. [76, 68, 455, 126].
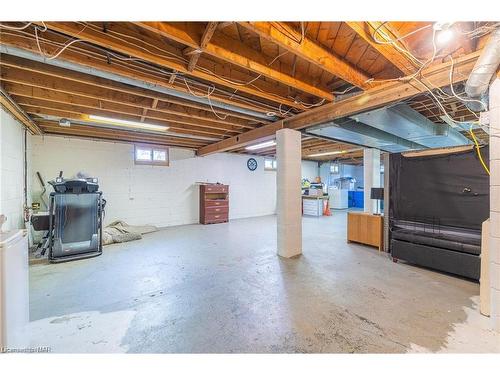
[215, 208, 220, 212]
[214, 215, 220, 218]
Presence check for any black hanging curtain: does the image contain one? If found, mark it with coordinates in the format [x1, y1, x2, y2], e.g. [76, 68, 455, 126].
[389, 146, 489, 231]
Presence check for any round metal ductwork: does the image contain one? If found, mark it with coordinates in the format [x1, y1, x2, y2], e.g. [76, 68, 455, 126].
[465, 28, 500, 111]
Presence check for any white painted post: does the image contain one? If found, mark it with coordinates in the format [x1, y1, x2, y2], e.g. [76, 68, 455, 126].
[363, 148, 381, 214]
[489, 78, 500, 331]
[276, 128, 302, 258]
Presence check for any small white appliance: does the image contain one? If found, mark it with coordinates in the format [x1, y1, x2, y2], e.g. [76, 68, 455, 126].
[328, 187, 348, 209]
[0, 230, 29, 348]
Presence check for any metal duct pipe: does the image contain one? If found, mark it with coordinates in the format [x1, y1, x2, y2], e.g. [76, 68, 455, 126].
[465, 28, 500, 110]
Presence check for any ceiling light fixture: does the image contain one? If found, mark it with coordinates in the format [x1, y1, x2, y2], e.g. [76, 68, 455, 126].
[436, 28, 455, 45]
[87, 115, 169, 131]
[245, 140, 276, 150]
[307, 150, 346, 157]
[58, 118, 71, 127]
[433, 22, 455, 45]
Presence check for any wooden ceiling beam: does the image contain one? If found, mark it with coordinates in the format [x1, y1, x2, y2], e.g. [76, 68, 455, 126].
[0, 87, 42, 134]
[37, 122, 207, 148]
[302, 143, 355, 153]
[197, 50, 480, 156]
[134, 22, 334, 101]
[1, 74, 252, 131]
[140, 107, 148, 122]
[0, 54, 260, 127]
[3, 81, 247, 134]
[39, 123, 208, 147]
[19, 101, 231, 139]
[34, 22, 303, 109]
[303, 150, 365, 161]
[237, 22, 371, 89]
[187, 22, 218, 72]
[345, 22, 418, 75]
[0, 29, 278, 117]
[11, 92, 242, 136]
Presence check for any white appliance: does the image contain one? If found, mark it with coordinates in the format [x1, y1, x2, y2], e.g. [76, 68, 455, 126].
[328, 187, 348, 209]
[0, 230, 29, 348]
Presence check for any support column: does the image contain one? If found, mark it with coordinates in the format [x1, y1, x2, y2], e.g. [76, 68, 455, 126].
[383, 153, 390, 251]
[489, 78, 500, 331]
[363, 148, 381, 214]
[276, 128, 302, 258]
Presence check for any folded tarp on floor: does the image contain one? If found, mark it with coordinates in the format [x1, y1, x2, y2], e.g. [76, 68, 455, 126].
[103, 220, 158, 245]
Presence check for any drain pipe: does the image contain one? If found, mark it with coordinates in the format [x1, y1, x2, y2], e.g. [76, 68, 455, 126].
[465, 28, 500, 111]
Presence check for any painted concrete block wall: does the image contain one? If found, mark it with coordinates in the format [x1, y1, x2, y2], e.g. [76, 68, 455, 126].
[0, 108, 25, 231]
[29, 135, 282, 228]
[301, 160, 319, 181]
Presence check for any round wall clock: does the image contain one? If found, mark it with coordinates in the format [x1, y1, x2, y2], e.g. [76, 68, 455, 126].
[247, 158, 258, 171]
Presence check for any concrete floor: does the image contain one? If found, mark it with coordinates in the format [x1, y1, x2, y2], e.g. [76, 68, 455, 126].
[28, 212, 500, 353]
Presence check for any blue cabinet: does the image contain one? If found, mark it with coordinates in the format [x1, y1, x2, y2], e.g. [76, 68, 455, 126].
[348, 191, 364, 208]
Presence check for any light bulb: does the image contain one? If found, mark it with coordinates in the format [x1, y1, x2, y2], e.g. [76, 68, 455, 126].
[437, 28, 454, 45]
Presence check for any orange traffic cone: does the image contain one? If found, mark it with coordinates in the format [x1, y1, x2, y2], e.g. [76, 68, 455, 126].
[323, 200, 332, 216]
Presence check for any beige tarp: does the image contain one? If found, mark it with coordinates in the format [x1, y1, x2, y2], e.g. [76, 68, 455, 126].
[103, 220, 158, 245]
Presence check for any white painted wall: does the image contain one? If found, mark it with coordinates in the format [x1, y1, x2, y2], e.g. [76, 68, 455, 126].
[301, 160, 319, 181]
[0, 108, 26, 231]
[343, 165, 364, 189]
[30, 136, 284, 227]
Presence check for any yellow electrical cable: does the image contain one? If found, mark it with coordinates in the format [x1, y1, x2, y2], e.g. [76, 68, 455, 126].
[469, 124, 490, 175]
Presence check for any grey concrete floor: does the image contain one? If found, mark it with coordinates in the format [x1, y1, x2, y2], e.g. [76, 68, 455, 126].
[28, 212, 500, 353]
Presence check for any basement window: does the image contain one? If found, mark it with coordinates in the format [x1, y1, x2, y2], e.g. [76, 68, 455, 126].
[330, 163, 340, 174]
[134, 145, 169, 166]
[264, 158, 277, 171]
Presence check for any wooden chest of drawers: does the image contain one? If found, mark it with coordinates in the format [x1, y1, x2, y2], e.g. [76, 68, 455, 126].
[199, 184, 229, 224]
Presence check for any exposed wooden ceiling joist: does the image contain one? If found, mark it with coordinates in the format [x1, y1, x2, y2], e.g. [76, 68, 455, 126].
[0, 87, 42, 134]
[0, 21, 486, 158]
[197, 50, 480, 156]
[303, 150, 365, 161]
[36, 121, 208, 148]
[0, 69, 256, 132]
[18, 97, 235, 139]
[231, 133, 361, 161]
[345, 22, 418, 75]
[8, 88, 243, 136]
[0, 54, 262, 127]
[237, 22, 371, 89]
[0, 29, 279, 117]
[187, 22, 218, 72]
[134, 22, 335, 101]
[33, 22, 305, 110]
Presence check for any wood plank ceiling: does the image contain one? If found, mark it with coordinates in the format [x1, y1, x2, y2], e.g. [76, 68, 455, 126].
[0, 21, 492, 161]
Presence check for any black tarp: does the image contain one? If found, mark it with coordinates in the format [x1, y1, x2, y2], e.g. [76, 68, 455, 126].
[389, 146, 489, 231]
